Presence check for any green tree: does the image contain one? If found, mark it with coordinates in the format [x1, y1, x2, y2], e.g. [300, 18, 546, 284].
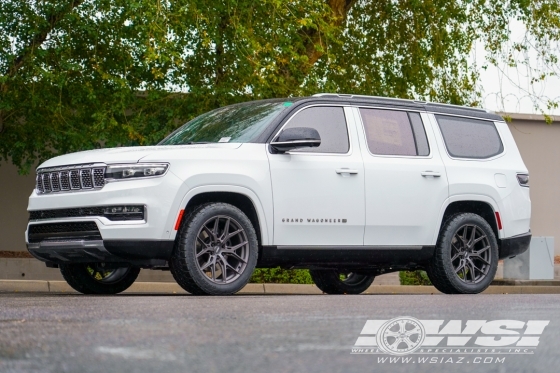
[1, 0, 559, 173]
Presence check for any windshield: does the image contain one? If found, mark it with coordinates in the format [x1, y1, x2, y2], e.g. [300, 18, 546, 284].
[159, 101, 291, 145]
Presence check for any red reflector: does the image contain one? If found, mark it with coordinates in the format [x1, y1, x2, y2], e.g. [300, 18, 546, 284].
[495, 211, 503, 230]
[174, 209, 185, 231]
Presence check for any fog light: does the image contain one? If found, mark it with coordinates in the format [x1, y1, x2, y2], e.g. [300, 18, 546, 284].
[103, 205, 145, 221]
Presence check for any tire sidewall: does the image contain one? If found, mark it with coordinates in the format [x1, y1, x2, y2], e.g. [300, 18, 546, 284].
[439, 214, 498, 294]
[179, 204, 258, 295]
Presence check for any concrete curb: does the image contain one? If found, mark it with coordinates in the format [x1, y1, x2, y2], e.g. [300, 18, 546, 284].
[2, 280, 560, 294]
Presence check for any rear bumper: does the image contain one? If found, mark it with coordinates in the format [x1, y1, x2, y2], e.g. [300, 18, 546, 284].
[499, 231, 531, 259]
[27, 239, 174, 266]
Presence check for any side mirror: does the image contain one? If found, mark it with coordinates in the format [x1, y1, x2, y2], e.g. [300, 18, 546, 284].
[270, 127, 321, 154]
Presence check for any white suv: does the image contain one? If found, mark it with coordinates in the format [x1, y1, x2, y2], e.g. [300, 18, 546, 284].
[26, 94, 531, 295]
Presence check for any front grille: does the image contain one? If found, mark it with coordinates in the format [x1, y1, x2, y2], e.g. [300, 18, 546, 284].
[35, 164, 106, 194]
[28, 222, 102, 243]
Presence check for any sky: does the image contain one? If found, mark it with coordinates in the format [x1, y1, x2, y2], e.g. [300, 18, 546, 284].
[474, 20, 560, 116]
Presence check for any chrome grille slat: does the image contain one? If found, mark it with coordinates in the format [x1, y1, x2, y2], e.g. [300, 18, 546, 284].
[43, 174, 52, 192]
[36, 165, 107, 194]
[51, 173, 60, 191]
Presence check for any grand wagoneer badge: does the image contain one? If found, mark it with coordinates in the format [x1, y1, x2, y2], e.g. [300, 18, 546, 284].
[282, 218, 347, 223]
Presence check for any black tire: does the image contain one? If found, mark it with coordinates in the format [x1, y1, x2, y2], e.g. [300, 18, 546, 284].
[59, 264, 140, 294]
[310, 269, 375, 294]
[426, 213, 498, 294]
[169, 203, 258, 295]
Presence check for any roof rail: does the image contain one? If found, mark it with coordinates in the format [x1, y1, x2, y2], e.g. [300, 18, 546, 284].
[312, 93, 490, 113]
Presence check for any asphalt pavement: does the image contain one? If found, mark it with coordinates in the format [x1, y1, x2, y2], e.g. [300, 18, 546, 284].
[1, 293, 559, 373]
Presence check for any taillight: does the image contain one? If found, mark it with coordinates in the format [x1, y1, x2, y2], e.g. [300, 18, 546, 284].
[517, 173, 529, 187]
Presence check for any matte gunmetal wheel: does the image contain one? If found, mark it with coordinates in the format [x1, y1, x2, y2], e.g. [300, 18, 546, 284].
[170, 203, 258, 295]
[427, 213, 498, 294]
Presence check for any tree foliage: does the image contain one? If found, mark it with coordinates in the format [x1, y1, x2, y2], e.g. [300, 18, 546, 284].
[1, 0, 559, 172]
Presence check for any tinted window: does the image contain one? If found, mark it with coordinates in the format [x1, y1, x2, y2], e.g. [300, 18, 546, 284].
[435, 115, 503, 159]
[359, 109, 430, 156]
[282, 106, 349, 153]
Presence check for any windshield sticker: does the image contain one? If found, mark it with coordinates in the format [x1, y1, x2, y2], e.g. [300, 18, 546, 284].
[283, 102, 293, 107]
[218, 137, 231, 143]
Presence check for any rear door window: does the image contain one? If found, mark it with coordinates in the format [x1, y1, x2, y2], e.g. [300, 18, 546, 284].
[435, 115, 503, 159]
[359, 108, 430, 156]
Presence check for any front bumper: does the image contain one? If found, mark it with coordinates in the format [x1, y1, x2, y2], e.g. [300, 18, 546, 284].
[26, 172, 184, 265]
[27, 239, 174, 265]
[499, 231, 532, 259]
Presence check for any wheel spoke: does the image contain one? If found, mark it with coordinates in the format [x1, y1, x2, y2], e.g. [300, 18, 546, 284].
[224, 228, 243, 241]
[455, 260, 466, 274]
[461, 226, 468, 243]
[199, 257, 214, 271]
[197, 235, 211, 248]
[196, 248, 212, 258]
[451, 242, 462, 254]
[468, 261, 477, 282]
[468, 225, 477, 246]
[224, 241, 248, 252]
[471, 253, 491, 266]
[222, 257, 241, 275]
[212, 217, 220, 238]
[220, 218, 231, 241]
[219, 259, 227, 281]
[211, 261, 216, 281]
[472, 235, 486, 245]
[202, 224, 215, 240]
[224, 251, 247, 264]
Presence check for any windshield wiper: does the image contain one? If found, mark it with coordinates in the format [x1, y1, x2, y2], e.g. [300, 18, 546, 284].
[185, 141, 211, 145]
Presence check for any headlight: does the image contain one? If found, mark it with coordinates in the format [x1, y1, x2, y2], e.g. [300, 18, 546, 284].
[105, 163, 169, 180]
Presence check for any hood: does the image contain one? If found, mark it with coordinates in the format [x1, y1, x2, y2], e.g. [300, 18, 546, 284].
[38, 143, 243, 169]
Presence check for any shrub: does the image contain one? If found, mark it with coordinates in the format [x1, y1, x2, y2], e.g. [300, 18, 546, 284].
[399, 270, 432, 285]
[250, 267, 314, 284]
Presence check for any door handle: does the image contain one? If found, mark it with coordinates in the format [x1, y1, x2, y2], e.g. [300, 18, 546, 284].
[335, 168, 359, 175]
[421, 171, 441, 178]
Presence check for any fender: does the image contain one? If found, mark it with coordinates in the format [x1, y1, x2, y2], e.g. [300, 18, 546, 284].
[168, 185, 271, 245]
[433, 194, 503, 244]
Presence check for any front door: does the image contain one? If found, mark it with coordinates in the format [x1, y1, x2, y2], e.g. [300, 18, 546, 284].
[268, 105, 365, 246]
[353, 108, 449, 246]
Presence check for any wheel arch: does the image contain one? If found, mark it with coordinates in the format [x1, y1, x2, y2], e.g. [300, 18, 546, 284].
[436, 198, 501, 244]
[174, 186, 269, 246]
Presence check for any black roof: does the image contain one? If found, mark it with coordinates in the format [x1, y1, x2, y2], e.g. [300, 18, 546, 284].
[295, 93, 502, 121]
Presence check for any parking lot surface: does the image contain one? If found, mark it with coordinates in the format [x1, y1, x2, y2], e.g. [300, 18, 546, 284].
[1, 293, 559, 373]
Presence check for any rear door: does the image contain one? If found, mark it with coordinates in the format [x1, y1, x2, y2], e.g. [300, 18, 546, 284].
[353, 107, 449, 246]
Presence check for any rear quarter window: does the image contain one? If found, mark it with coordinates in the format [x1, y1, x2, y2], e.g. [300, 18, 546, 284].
[435, 115, 504, 159]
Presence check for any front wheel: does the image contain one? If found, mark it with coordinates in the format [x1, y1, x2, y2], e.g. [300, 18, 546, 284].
[59, 263, 140, 294]
[170, 203, 258, 295]
[310, 269, 375, 294]
[426, 213, 498, 294]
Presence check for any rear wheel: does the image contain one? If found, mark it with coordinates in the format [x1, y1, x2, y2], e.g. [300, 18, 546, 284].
[310, 269, 375, 294]
[59, 263, 140, 294]
[426, 213, 498, 294]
